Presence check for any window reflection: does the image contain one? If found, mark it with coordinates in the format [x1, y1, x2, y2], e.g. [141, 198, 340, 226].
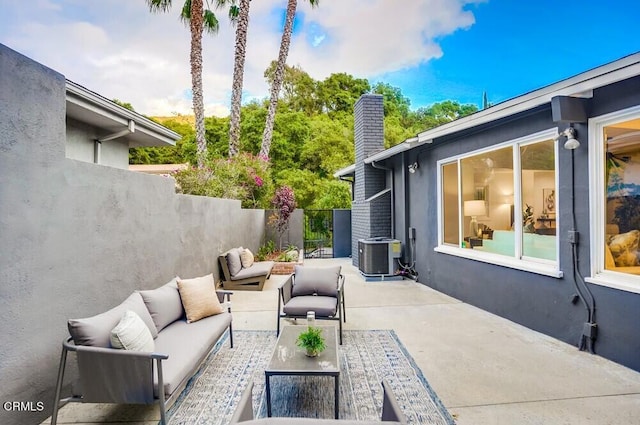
[604, 117, 640, 275]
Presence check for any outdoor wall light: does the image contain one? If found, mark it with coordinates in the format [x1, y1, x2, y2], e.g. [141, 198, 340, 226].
[408, 162, 419, 173]
[558, 126, 580, 150]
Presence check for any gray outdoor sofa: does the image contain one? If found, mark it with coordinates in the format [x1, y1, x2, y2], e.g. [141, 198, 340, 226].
[51, 275, 233, 425]
[230, 380, 407, 424]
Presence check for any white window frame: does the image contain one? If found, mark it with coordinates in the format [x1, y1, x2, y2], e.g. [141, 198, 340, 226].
[435, 128, 563, 278]
[587, 104, 640, 294]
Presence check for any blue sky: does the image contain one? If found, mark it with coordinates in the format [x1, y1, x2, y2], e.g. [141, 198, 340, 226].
[1, 0, 638, 116]
[392, 0, 640, 108]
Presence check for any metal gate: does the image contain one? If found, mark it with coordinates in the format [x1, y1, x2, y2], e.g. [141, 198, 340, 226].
[304, 210, 333, 258]
[303, 209, 352, 259]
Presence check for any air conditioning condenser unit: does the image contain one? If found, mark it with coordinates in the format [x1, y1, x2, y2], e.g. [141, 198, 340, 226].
[358, 238, 402, 276]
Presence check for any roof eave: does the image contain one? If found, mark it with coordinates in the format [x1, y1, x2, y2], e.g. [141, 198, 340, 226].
[65, 80, 181, 147]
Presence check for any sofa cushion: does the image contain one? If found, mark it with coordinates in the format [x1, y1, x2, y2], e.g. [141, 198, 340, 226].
[241, 248, 255, 268]
[68, 292, 158, 347]
[110, 310, 155, 352]
[227, 247, 243, 276]
[231, 261, 274, 280]
[138, 277, 184, 332]
[153, 312, 231, 396]
[292, 265, 341, 297]
[177, 274, 224, 323]
[283, 296, 338, 317]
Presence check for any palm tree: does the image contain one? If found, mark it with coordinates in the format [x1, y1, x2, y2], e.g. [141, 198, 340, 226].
[146, 0, 220, 168]
[259, 0, 319, 160]
[228, 0, 251, 158]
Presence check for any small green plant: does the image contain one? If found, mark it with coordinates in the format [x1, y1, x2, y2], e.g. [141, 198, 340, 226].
[296, 326, 326, 357]
[255, 240, 276, 261]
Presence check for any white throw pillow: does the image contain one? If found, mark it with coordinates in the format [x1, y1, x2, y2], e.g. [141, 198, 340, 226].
[110, 310, 155, 352]
[240, 248, 255, 268]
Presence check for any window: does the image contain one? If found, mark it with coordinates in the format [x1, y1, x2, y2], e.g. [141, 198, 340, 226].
[437, 129, 560, 276]
[589, 106, 640, 293]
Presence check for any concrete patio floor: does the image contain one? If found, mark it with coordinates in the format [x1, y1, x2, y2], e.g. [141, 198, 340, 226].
[44, 257, 640, 424]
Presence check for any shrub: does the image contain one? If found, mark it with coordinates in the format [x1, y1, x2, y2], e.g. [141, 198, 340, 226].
[173, 153, 274, 208]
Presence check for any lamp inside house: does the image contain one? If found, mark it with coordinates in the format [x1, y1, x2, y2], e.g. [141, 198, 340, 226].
[464, 200, 487, 237]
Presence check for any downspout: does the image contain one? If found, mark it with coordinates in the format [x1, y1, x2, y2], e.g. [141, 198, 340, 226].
[94, 120, 136, 164]
[370, 161, 395, 238]
[339, 175, 355, 202]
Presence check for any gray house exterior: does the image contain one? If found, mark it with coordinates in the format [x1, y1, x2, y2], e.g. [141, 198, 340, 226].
[340, 53, 640, 372]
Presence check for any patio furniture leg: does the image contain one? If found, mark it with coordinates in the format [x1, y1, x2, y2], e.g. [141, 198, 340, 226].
[266, 374, 272, 417]
[157, 358, 167, 425]
[51, 344, 68, 425]
[276, 289, 282, 336]
[334, 374, 340, 419]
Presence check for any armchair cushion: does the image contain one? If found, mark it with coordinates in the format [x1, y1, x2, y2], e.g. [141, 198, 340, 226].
[291, 265, 341, 297]
[138, 277, 183, 332]
[227, 247, 243, 276]
[110, 310, 155, 352]
[177, 274, 225, 323]
[68, 292, 158, 347]
[283, 295, 338, 317]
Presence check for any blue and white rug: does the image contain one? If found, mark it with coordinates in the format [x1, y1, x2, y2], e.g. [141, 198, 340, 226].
[167, 330, 455, 425]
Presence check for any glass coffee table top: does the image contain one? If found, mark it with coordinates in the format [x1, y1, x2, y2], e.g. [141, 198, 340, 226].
[265, 325, 340, 418]
[266, 325, 339, 373]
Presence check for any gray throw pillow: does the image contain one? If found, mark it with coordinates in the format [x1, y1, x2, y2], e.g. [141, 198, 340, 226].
[227, 247, 243, 276]
[68, 292, 158, 347]
[138, 277, 184, 332]
[292, 265, 341, 297]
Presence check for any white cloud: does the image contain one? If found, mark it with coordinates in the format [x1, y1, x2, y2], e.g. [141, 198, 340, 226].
[0, 0, 479, 117]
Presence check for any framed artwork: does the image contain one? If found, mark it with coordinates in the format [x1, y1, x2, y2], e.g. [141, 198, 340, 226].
[543, 188, 555, 214]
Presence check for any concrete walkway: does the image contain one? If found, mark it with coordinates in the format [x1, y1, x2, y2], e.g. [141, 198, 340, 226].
[45, 258, 640, 424]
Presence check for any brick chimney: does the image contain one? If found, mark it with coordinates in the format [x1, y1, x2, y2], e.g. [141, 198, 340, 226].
[352, 94, 391, 266]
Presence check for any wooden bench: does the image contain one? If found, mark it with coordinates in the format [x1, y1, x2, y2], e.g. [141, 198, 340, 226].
[218, 250, 274, 291]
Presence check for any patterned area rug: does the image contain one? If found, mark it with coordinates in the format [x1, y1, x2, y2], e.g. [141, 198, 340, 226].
[167, 330, 455, 425]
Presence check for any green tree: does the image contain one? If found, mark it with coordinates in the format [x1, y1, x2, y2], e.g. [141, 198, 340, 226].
[265, 62, 320, 115]
[260, 0, 319, 160]
[317, 73, 370, 114]
[301, 113, 354, 176]
[372, 82, 411, 118]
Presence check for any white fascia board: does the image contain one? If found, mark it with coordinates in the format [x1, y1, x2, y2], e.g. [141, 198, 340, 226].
[363, 137, 421, 164]
[333, 164, 355, 178]
[415, 53, 640, 145]
[66, 80, 181, 144]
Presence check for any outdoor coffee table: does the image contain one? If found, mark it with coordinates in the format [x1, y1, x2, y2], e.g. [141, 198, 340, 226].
[265, 325, 340, 419]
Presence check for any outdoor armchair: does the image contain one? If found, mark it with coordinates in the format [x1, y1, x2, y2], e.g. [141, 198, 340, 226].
[277, 265, 346, 344]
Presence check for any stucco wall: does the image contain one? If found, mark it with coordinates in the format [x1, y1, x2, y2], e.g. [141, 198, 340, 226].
[0, 44, 266, 425]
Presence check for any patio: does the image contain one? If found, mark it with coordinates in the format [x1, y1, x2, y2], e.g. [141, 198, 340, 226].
[44, 257, 640, 424]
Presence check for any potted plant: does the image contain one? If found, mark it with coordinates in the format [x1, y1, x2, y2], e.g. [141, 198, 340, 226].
[296, 326, 326, 357]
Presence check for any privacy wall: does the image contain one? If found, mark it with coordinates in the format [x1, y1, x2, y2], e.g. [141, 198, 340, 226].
[0, 44, 266, 425]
